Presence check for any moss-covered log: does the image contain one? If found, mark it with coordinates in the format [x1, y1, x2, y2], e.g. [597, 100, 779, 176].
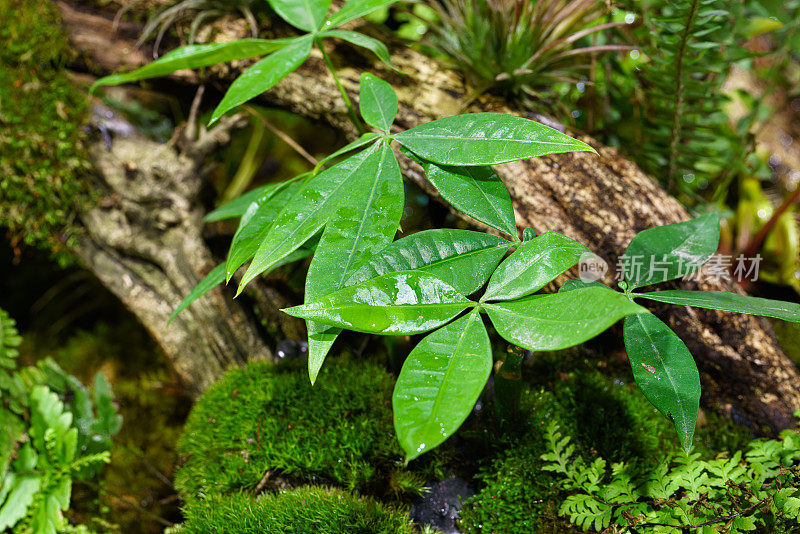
[52, 0, 800, 430]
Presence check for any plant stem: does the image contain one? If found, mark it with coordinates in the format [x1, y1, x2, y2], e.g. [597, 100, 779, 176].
[666, 0, 699, 193]
[317, 40, 364, 134]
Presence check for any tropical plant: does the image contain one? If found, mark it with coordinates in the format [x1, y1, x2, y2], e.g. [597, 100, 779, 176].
[542, 420, 800, 532]
[0, 308, 122, 534]
[423, 0, 632, 107]
[92, 0, 800, 465]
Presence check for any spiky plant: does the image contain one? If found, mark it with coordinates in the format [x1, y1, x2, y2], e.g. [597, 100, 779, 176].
[425, 0, 632, 106]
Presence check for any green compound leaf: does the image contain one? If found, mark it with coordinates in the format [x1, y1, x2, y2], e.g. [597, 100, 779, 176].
[169, 263, 226, 324]
[485, 286, 646, 351]
[358, 73, 398, 132]
[90, 38, 296, 93]
[239, 144, 379, 290]
[325, 0, 399, 27]
[283, 271, 472, 335]
[393, 113, 596, 166]
[210, 36, 312, 124]
[623, 212, 720, 290]
[226, 180, 304, 281]
[421, 162, 517, 236]
[637, 290, 800, 323]
[483, 232, 590, 301]
[623, 313, 700, 452]
[393, 311, 491, 462]
[320, 30, 398, 72]
[346, 229, 511, 295]
[306, 142, 404, 383]
[267, 0, 331, 31]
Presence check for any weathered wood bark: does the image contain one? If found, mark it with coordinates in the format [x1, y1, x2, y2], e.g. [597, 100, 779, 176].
[57, 1, 800, 430]
[73, 103, 275, 394]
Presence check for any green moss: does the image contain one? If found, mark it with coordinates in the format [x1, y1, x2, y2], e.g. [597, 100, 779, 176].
[175, 358, 441, 501]
[0, 0, 91, 262]
[180, 486, 416, 534]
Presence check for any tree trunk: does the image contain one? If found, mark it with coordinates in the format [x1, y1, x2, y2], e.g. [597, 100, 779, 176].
[57, 1, 800, 430]
[72, 105, 277, 394]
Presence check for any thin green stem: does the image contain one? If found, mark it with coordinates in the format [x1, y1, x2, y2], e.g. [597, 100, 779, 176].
[317, 40, 364, 134]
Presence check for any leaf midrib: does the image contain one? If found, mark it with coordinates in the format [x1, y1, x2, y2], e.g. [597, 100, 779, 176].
[423, 312, 479, 434]
[396, 134, 584, 147]
[634, 314, 690, 437]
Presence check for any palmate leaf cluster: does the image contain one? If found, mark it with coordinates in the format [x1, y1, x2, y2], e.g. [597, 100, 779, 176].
[96, 0, 800, 466]
[542, 420, 800, 532]
[635, 0, 743, 195]
[0, 309, 121, 534]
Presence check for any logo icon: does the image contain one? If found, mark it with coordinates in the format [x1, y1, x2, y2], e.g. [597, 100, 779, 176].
[578, 252, 608, 282]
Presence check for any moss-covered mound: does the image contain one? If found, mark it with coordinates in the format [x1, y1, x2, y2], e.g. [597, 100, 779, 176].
[176, 358, 412, 500]
[181, 486, 416, 534]
[0, 0, 91, 260]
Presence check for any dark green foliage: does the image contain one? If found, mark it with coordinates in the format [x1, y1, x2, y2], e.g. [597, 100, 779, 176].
[175, 358, 434, 500]
[180, 486, 416, 534]
[0, 0, 91, 261]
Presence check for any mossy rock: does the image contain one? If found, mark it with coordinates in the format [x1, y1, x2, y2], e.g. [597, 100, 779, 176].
[0, 0, 91, 262]
[176, 357, 440, 501]
[180, 486, 416, 534]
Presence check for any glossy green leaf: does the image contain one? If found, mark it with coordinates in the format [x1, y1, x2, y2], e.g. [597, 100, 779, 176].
[482, 232, 590, 301]
[485, 286, 646, 351]
[623, 212, 720, 289]
[638, 290, 800, 323]
[283, 271, 472, 335]
[305, 142, 404, 383]
[203, 183, 276, 223]
[421, 162, 517, 236]
[226, 180, 304, 280]
[393, 113, 596, 166]
[558, 279, 611, 293]
[210, 36, 312, 124]
[623, 313, 700, 452]
[313, 133, 380, 173]
[90, 38, 296, 93]
[346, 229, 510, 295]
[358, 73, 398, 132]
[325, 0, 398, 27]
[319, 30, 398, 71]
[168, 263, 226, 324]
[393, 311, 491, 462]
[267, 0, 331, 31]
[239, 145, 378, 290]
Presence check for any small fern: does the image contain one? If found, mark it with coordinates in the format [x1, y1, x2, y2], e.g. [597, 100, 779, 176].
[0, 307, 121, 534]
[541, 420, 800, 532]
